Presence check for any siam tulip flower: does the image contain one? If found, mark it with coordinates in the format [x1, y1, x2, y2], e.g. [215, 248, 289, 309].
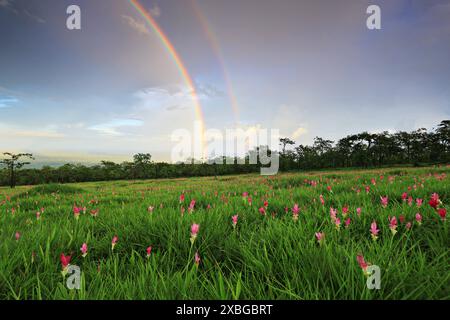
[335, 218, 341, 231]
[90, 209, 99, 217]
[60, 253, 72, 276]
[327, 186, 332, 192]
[356, 207, 362, 217]
[370, 221, 379, 241]
[371, 178, 376, 185]
[179, 194, 185, 203]
[380, 196, 388, 208]
[206, 204, 211, 210]
[82, 207, 87, 214]
[194, 251, 201, 267]
[80, 243, 88, 257]
[389, 216, 398, 235]
[399, 215, 405, 224]
[15, 231, 20, 241]
[415, 213, 422, 225]
[242, 192, 248, 199]
[188, 200, 196, 213]
[315, 232, 325, 245]
[437, 208, 447, 221]
[416, 198, 423, 208]
[111, 236, 118, 251]
[147, 206, 154, 214]
[11, 207, 16, 215]
[330, 207, 337, 221]
[345, 218, 351, 228]
[181, 206, 185, 216]
[319, 194, 325, 206]
[258, 207, 266, 216]
[342, 206, 349, 217]
[247, 197, 252, 206]
[232, 215, 238, 228]
[190, 223, 200, 244]
[428, 193, 440, 209]
[406, 222, 412, 230]
[356, 255, 371, 276]
[401, 192, 408, 202]
[365, 186, 370, 194]
[36, 211, 41, 220]
[73, 206, 81, 220]
[407, 196, 413, 206]
[292, 204, 300, 221]
[146, 246, 152, 258]
[263, 200, 269, 208]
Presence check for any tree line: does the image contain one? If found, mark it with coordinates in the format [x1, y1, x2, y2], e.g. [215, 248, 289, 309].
[0, 120, 448, 187]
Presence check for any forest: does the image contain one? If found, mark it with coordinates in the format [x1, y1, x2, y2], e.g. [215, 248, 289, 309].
[1, 120, 448, 186]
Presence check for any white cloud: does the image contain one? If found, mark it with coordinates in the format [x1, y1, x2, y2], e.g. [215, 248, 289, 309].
[149, 4, 161, 18]
[121, 15, 150, 35]
[88, 118, 144, 137]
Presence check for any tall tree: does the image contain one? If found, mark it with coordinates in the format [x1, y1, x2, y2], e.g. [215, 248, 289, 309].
[0, 152, 34, 188]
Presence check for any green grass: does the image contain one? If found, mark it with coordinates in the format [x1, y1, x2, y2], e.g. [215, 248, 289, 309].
[0, 167, 448, 300]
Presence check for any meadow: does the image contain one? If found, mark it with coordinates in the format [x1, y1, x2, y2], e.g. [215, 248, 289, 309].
[0, 166, 448, 300]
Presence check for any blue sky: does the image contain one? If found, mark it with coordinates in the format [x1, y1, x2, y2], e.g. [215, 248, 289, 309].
[0, 0, 449, 162]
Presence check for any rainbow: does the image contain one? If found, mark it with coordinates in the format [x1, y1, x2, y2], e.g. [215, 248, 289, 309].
[190, 0, 240, 125]
[128, 0, 206, 157]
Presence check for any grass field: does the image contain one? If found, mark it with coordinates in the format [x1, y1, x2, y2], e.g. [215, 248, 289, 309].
[0, 167, 448, 300]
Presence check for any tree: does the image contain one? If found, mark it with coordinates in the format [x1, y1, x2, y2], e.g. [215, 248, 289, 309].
[0, 152, 34, 188]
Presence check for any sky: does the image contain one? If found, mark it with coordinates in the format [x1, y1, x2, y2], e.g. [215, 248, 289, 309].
[0, 0, 449, 163]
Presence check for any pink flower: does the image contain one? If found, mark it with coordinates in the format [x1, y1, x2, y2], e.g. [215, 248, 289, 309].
[429, 193, 440, 209]
[188, 200, 196, 212]
[111, 236, 118, 250]
[356, 255, 370, 275]
[60, 253, 71, 272]
[319, 195, 325, 206]
[416, 198, 423, 208]
[327, 186, 332, 192]
[335, 218, 341, 230]
[370, 221, 379, 241]
[36, 211, 41, 220]
[247, 197, 252, 206]
[146, 246, 152, 258]
[190, 223, 200, 244]
[380, 196, 388, 208]
[342, 206, 349, 216]
[292, 204, 299, 221]
[90, 209, 99, 217]
[365, 186, 370, 194]
[401, 192, 408, 201]
[179, 194, 185, 203]
[73, 206, 81, 220]
[147, 206, 154, 213]
[15, 232, 20, 241]
[389, 216, 398, 235]
[330, 207, 337, 221]
[356, 207, 362, 216]
[80, 243, 88, 257]
[415, 213, 422, 225]
[242, 192, 248, 199]
[258, 207, 266, 216]
[407, 196, 413, 206]
[438, 208, 447, 221]
[345, 218, 351, 228]
[263, 200, 269, 208]
[194, 251, 201, 267]
[406, 222, 412, 230]
[315, 232, 325, 244]
[232, 215, 238, 227]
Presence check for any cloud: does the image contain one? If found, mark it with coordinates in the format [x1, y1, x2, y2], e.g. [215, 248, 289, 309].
[89, 118, 144, 136]
[149, 4, 161, 18]
[24, 9, 45, 23]
[134, 85, 197, 110]
[0, 95, 18, 108]
[121, 15, 150, 35]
